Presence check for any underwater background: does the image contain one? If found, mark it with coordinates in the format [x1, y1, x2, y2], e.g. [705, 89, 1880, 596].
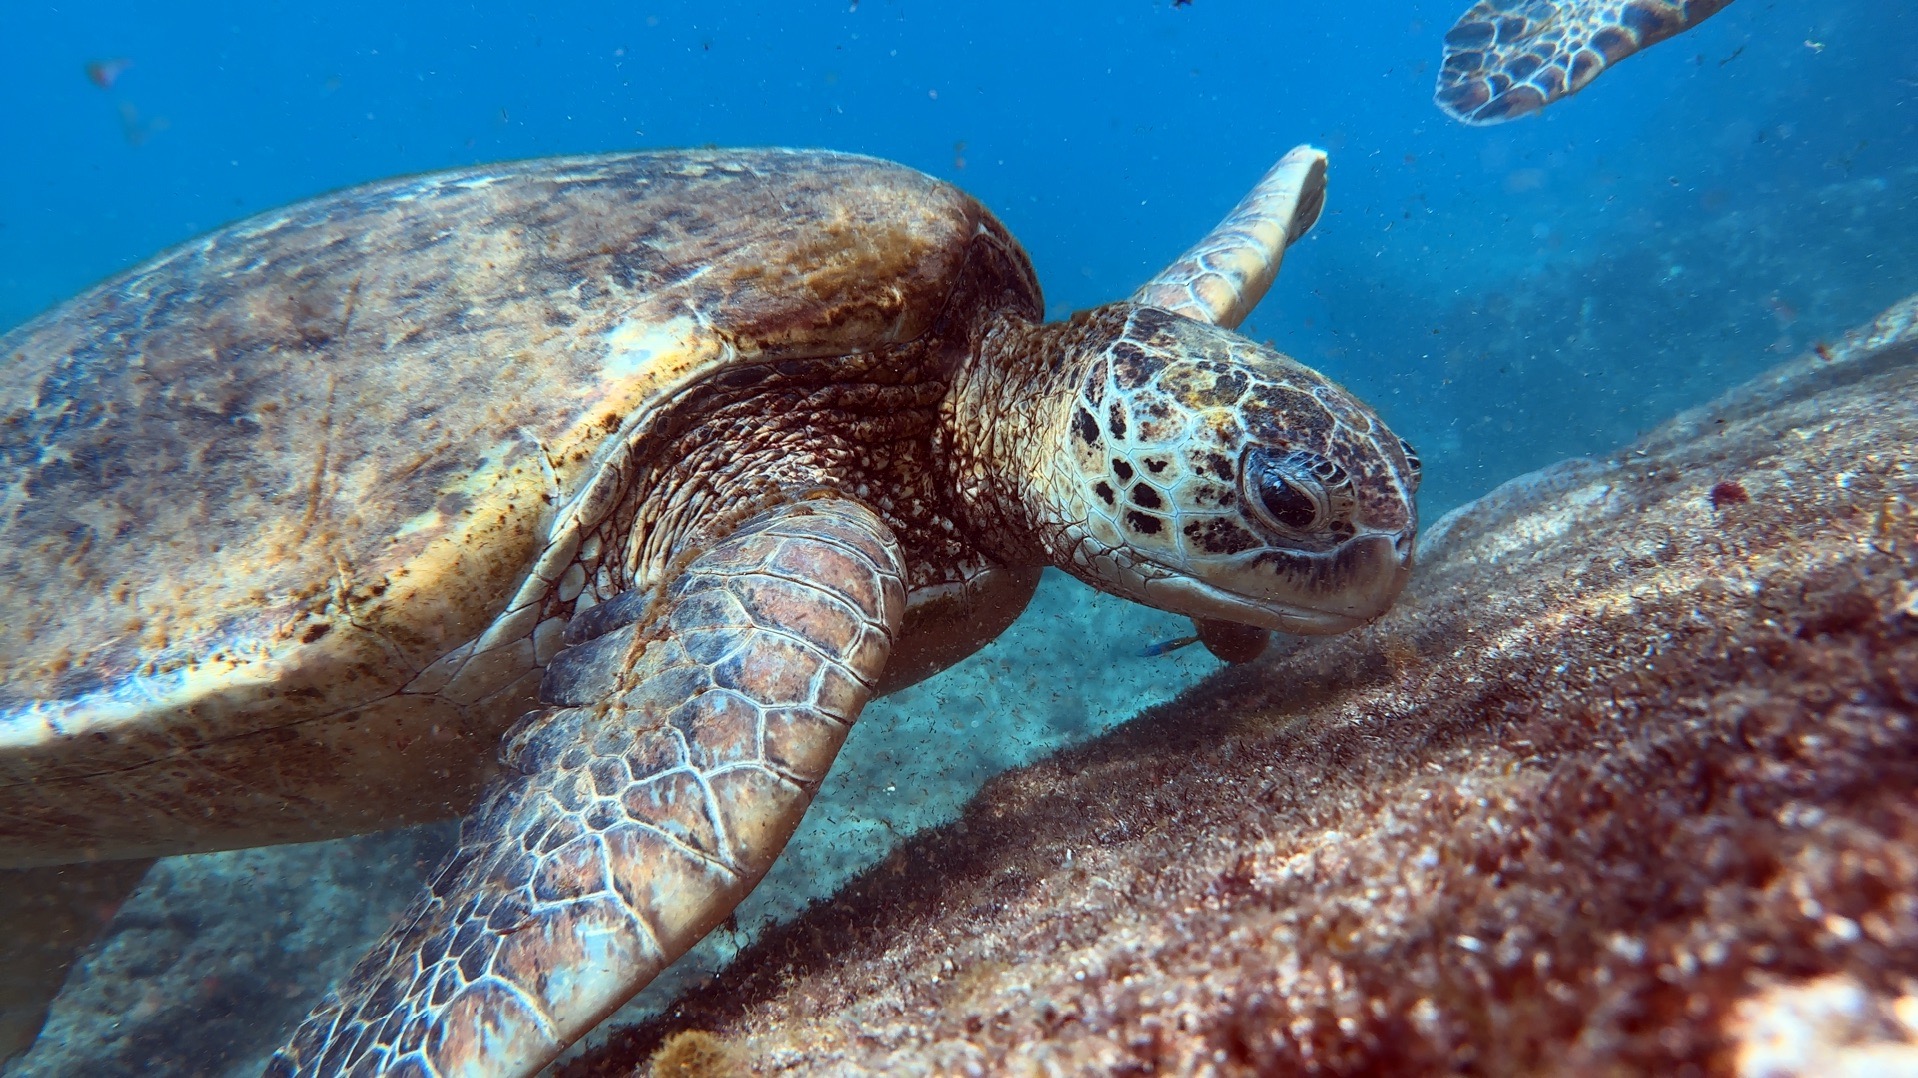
[1, 0, 1914, 1073]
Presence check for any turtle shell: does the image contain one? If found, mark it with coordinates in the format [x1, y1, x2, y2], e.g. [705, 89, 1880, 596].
[0, 149, 1039, 865]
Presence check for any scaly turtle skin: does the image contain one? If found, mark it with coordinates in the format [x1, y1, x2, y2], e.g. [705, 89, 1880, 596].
[0, 147, 1418, 1076]
[1436, 0, 1735, 124]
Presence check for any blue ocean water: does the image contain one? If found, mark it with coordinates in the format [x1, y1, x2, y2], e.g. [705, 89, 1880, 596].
[1, 1, 1914, 1074]
[6, 0, 1912, 509]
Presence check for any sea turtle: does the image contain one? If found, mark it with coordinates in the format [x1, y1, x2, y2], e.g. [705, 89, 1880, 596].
[1436, 0, 1736, 123]
[0, 145, 1419, 1076]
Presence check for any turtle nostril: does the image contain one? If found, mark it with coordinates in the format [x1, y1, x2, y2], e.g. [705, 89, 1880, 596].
[1394, 532, 1416, 566]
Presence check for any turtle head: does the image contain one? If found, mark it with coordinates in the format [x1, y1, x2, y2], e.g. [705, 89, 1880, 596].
[1009, 303, 1420, 635]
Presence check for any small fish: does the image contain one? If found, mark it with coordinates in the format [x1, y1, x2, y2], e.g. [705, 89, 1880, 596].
[85, 57, 132, 90]
[1142, 618, 1271, 663]
[1140, 634, 1200, 658]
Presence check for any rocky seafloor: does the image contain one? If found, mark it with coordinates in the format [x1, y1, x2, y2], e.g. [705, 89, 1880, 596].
[556, 297, 1918, 1075]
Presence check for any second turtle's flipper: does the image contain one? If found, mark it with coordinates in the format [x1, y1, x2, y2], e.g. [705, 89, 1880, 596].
[1132, 145, 1327, 331]
[1436, 0, 1734, 124]
[0, 860, 152, 1064]
[267, 498, 905, 1078]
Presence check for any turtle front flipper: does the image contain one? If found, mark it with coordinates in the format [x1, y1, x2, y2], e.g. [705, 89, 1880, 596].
[1435, 0, 1735, 124]
[268, 497, 905, 1078]
[1131, 144, 1327, 331]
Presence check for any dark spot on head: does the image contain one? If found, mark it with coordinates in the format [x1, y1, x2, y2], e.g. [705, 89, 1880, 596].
[1093, 481, 1116, 506]
[1107, 402, 1128, 440]
[1072, 407, 1100, 446]
[1191, 369, 1249, 408]
[1124, 511, 1163, 535]
[1110, 346, 1152, 388]
[1081, 368, 1106, 406]
[1193, 484, 1236, 510]
[1131, 484, 1163, 510]
[301, 623, 333, 644]
[1709, 480, 1749, 510]
[1145, 458, 1169, 474]
[1205, 453, 1235, 481]
[1112, 459, 1135, 483]
[1183, 518, 1258, 554]
[1128, 306, 1177, 338]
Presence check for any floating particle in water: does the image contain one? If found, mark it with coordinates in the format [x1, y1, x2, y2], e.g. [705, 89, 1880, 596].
[117, 101, 168, 146]
[85, 58, 132, 89]
[1766, 293, 1799, 326]
[1710, 480, 1750, 511]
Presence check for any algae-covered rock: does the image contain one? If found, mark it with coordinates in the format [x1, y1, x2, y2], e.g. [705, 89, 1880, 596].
[566, 296, 1918, 1076]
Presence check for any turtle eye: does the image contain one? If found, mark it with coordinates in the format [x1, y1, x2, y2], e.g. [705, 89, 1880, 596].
[1398, 437, 1422, 489]
[1243, 448, 1329, 534]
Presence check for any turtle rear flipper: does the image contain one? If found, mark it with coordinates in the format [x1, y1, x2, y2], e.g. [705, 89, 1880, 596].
[268, 498, 905, 1078]
[1436, 0, 1735, 124]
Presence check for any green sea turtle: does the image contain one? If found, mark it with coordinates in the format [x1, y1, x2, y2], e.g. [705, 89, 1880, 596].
[0, 145, 1419, 1076]
[1436, 0, 1735, 123]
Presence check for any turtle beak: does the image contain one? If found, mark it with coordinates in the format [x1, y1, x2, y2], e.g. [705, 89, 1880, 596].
[1142, 529, 1414, 636]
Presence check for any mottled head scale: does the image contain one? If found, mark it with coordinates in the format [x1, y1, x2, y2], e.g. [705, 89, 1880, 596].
[1022, 304, 1418, 635]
